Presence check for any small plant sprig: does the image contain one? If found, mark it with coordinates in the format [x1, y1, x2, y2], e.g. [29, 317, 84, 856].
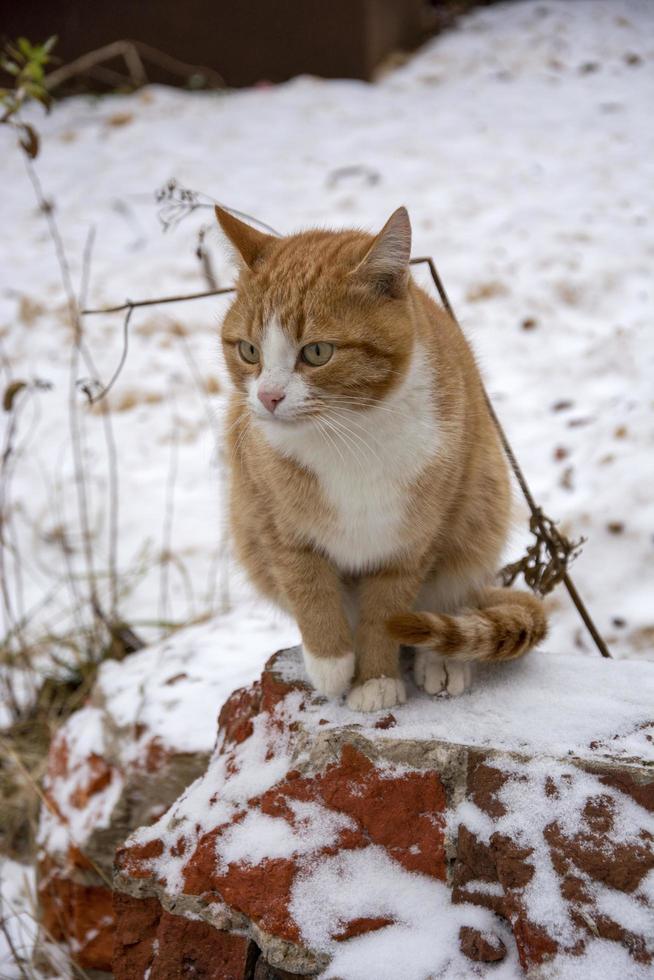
[0, 35, 57, 158]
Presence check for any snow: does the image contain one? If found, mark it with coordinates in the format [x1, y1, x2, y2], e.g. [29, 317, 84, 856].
[592, 881, 653, 938]
[551, 940, 654, 980]
[95, 605, 297, 754]
[0, 861, 38, 980]
[453, 754, 654, 961]
[2, 0, 654, 975]
[217, 801, 356, 868]
[280, 647, 654, 763]
[115, 641, 653, 980]
[38, 705, 125, 855]
[290, 845, 520, 980]
[126, 698, 298, 893]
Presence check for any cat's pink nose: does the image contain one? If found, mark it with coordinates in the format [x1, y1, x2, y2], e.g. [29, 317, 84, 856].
[258, 387, 286, 414]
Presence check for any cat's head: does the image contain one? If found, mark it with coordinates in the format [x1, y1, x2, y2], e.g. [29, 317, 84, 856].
[217, 207, 416, 428]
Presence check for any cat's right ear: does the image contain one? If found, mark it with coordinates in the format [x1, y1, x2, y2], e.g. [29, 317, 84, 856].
[215, 206, 275, 270]
[353, 206, 412, 298]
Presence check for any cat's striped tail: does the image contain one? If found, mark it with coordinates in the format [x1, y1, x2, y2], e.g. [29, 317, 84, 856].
[387, 587, 547, 663]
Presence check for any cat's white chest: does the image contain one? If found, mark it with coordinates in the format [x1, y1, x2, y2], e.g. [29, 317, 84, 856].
[310, 454, 415, 571]
[264, 348, 440, 572]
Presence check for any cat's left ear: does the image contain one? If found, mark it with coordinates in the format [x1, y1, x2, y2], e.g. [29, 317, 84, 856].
[354, 206, 412, 298]
[215, 206, 275, 270]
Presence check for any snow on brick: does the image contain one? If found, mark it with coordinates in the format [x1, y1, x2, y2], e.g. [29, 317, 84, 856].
[114, 646, 654, 979]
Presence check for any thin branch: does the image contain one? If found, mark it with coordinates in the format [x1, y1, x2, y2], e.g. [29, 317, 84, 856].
[77, 306, 133, 405]
[0, 737, 112, 889]
[176, 333, 228, 613]
[0, 900, 31, 980]
[77, 227, 121, 615]
[84, 257, 443, 316]
[158, 407, 179, 625]
[196, 224, 219, 291]
[154, 179, 281, 235]
[132, 39, 224, 87]
[82, 286, 234, 316]
[23, 157, 106, 653]
[78, 225, 96, 311]
[44, 39, 224, 93]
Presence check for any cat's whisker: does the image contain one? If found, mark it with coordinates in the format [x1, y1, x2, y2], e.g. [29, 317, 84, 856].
[311, 417, 346, 467]
[317, 395, 434, 429]
[323, 408, 389, 454]
[318, 414, 370, 474]
[224, 411, 249, 435]
[230, 415, 252, 462]
[320, 411, 383, 468]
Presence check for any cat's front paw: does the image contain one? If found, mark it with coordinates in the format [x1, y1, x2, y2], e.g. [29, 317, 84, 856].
[346, 676, 406, 713]
[302, 647, 355, 698]
[414, 651, 471, 697]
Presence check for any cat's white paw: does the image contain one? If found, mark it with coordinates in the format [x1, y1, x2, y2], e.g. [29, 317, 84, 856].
[302, 647, 355, 698]
[346, 677, 406, 713]
[414, 651, 471, 697]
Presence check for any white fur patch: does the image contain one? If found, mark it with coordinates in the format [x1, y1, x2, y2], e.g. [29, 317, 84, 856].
[414, 651, 472, 697]
[346, 677, 407, 712]
[302, 646, 355, 698]
[263, 345, 440, 573]
[248, 317, 309, 421]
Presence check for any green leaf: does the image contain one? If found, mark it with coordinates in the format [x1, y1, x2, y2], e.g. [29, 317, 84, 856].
[24, 82, 44, 100]
[25, 62, 44, 82]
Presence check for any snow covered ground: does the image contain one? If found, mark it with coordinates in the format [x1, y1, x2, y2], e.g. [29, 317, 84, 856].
[1, 0, 653, 974]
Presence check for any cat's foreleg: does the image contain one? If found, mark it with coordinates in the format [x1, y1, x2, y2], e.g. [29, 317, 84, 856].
[275, 546, 355, 698]
[346, 562, 426, 712]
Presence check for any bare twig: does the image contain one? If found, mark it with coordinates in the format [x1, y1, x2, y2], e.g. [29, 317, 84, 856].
[500, 510, 585, 595]
[158, 406, 179, 625]
[326, 164, 381, 188]
[78, 225, 95, 310]
[77, 227, 121, 614]
[196, 224, 219, 291]
[1, 880, 93, 980]
[0, 381, 51, 714]
[77, 305, 133, 405]
[44, 39, 224, 93]
[22, 157, 107, 657]
[0, 903, 31, 979]
[83, 286, 233, 316]
[175, 333, 228, 613]
[81, 256, 454, 317]
[0, 736, 112, 889]
[155, 179, 281, 236]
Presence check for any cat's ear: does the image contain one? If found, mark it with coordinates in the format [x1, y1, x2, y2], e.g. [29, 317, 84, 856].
[215, 206, 275, 270]
[354, 206, 412, 297]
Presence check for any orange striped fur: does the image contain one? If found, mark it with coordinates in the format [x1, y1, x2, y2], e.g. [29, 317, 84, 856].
[388, 588, 547, 663]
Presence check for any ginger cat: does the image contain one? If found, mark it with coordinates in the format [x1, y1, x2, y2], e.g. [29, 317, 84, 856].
[216, 205, 546, 712]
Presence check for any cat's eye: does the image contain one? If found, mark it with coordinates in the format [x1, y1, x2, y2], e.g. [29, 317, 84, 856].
[238, 340, 260, 364]
[301, 342, 334, 366]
